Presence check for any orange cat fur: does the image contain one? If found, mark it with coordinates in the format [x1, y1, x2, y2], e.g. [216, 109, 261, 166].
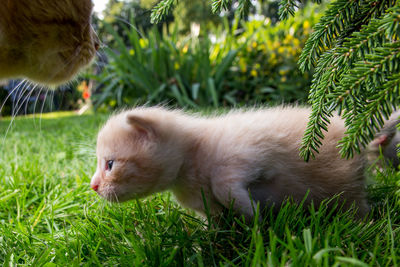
[91, 106, 369, 219]
[0, 0, 98, 85]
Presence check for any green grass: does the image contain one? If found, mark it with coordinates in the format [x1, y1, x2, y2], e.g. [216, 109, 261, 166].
[0, 112, 399, 266]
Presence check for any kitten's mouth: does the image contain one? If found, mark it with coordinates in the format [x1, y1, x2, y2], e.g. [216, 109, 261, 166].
[98, 186, 147, 203]
[101, 192, 139, 203]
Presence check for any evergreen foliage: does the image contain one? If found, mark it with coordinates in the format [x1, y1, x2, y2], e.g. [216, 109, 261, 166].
[298, 0, 400, 161]
[152, 0, 400, 161]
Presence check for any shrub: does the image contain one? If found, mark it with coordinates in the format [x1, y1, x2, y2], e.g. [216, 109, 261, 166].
[93, 6, 319, 110]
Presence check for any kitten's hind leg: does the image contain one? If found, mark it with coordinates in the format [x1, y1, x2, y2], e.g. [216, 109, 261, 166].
[211, 169, 258, 221]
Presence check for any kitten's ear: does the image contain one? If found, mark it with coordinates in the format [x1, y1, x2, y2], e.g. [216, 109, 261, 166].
[127, 114, 155, 139]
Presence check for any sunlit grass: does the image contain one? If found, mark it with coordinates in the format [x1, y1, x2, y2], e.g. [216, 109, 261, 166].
[0, 112, 399, 265]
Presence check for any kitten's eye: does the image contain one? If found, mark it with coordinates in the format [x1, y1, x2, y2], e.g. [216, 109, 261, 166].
[106, 160, 114, 171]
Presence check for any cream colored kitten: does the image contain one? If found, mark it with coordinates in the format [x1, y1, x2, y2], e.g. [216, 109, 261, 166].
[91, 106, 369, 219]
[0, 0, 98, 85]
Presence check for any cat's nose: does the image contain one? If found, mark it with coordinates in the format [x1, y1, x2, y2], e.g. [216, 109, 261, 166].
[94, 40, 100, 51]
[92, 28, 100, 51]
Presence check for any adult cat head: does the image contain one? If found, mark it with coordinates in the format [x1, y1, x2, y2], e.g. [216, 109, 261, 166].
[0, 0, 99, 86]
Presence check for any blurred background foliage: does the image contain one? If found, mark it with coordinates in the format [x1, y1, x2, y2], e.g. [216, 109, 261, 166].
[1, 0, 323, 115]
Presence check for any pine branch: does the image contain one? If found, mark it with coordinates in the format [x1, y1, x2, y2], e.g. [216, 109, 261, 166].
[237, 0, 252, 18]
[278, 0, 300, 20]
[299, 0, 362, 72]
[299, 2, 400, 160]
[300, 50, 337, 161]
[338, 73, 400, 158]
[212, 0, 232, 14]
[331, 7, 400, 135]
[325, 7, 398, 115]
[150, 0, 177, 24]
[337, 42, 400, 157]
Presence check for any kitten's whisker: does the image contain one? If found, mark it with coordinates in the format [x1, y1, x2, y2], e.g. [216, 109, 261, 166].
[112, 191, 120, 203]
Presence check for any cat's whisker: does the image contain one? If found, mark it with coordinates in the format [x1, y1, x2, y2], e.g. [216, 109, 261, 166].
[14, 83, 38, 117]
[24, 84, 37, 116]
[38, 89, 49, 131]
[32, 86, 45, 127]
[0, 79, 26, 118]
[11, 84, 24, 117]
[1, 85, 33, 143]
[49, 89, 55, 113]
[12, 81, 32, 117]
[111, 16, 144, 38]
[23, 52, 79, 119]
[0, 79, 27, 117]
[2, 80, 31, 140]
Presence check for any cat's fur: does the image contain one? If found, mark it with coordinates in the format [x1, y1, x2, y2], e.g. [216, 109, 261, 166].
[91, 106, 369, 219]
[0, 0, 98, 85]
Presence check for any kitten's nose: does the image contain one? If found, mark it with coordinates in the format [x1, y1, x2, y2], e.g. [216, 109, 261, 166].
[90, 176, 99, 191]
[91, 183, 99, 191]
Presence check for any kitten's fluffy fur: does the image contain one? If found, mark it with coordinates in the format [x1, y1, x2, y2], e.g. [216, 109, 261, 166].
[91, 106, 369, 219]
[0, 0, 98, 85]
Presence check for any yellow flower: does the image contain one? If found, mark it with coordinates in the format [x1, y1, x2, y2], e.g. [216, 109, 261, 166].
[293, 38, 300, 47]
[252, 42, 257, 49]
[278, 46, 285, 54]
[174, 62, 180, 70]
[269, 53, 277, 65]
[250, 69, 257, 77]
[284, 34, 293, 44]
[129, 49, 135, 56]
[281, 76, 287, 82]
[182, 45, 189, 54]
[139, 38, 147, 48]
[239, 58, 247, 72]
[77, 81, 88, 92]
[303, 20, 310, 29]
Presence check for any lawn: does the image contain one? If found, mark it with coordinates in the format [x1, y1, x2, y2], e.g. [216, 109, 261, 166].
[0, 112, 399, 266]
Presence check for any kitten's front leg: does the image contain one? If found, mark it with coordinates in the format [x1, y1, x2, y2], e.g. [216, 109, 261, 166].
[211, 168, 258, 220]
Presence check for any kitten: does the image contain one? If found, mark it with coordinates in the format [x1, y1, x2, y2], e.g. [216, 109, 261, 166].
[91, 106, 369, 219]
[0, 0, 98, 86]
